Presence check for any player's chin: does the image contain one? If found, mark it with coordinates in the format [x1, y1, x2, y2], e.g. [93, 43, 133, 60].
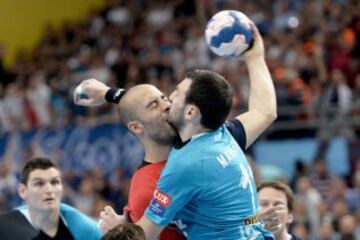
[41, 200, 60, 210]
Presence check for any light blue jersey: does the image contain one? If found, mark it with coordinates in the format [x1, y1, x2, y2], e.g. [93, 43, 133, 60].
[145, 124, 274, 240]
[17, 203, 102, 240]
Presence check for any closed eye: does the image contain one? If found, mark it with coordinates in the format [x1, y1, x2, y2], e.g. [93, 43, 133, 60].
[150, 101, 158, 108]
[145, 100, 157, 109]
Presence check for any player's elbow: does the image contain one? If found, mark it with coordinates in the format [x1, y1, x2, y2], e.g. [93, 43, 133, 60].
[269, 111, 277, 122]
[264, 110, 277, 125]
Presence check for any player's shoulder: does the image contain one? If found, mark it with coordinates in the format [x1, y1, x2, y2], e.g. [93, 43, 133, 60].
[0, 209, 26, 219]
[60, 203, 94, 224]
[0, 209, 30, 233]
[0, 209, 20, 220]
[133, 161, 165, 179]
[60, 203, 102, 238]
[60, 203, 78, 213]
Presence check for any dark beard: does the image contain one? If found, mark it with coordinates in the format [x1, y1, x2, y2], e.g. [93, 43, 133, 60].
[150, 126, 177, 145]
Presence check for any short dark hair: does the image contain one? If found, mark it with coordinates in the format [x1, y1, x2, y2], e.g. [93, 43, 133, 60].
[20, 157, 57, 184]
[185, 69, 233, 130]
[257, 181, 295, 212]
[101, 223, 146, 240]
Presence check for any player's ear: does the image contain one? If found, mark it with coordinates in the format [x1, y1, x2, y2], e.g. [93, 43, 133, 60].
[18, 183, 27, 200]
[185, 104, 201, 122]
[128, 120, 144, 134]
[288, 213, 294, 224]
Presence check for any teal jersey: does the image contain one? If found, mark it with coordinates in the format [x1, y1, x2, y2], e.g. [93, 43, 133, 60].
[145, 124, 273, 239]
[17, 203, 102, 240]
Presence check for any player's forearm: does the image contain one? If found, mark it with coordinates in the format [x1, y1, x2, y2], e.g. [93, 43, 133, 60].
[245, 56, 277, 121]
[136, 216, 162, 240]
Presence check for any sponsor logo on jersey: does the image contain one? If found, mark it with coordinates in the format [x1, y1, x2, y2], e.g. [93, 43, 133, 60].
[148, 189, 171, 217]
[153, 189, 171, 207]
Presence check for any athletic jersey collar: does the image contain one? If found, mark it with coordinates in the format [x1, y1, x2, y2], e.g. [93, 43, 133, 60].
[18, 207, 68, 230]
[138, 160, 151, 169]
[173, 130, 216, 149]
[138, 159, 166, 169]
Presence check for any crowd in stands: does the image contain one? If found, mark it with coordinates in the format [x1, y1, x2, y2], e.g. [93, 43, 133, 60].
[0, 0, 359, 239]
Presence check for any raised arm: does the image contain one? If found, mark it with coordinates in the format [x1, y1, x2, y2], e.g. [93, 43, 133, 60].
[236, 23, 277, 149]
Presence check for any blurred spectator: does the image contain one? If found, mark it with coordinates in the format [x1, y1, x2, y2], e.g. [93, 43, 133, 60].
[295, 176, 322, 239]
[25, 72, 51, 129]
[338, 214, 359, 240]
[331, 199, 350, 232]
[331, 177, 348, 202]
[0, 162, 17, 209]
[290, 160, 308, 190]
[70, 176, 96, 216]
[318, 69, 354, 139]
[319, 219, 337, 240]
[345, 170, 360, 211]
[309, 159, 335, 203]
[290, 222, 309, 240]
[108, 167, 130, 213]
[0, 84, 11, 133]
[3, 82, 29, 131]
[257, 181, 301, 240]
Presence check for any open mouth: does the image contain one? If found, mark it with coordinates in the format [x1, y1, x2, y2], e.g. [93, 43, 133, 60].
[43, 198, 55, 203]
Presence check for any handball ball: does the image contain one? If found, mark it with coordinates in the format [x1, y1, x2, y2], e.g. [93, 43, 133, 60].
[205, 10, 253, 58]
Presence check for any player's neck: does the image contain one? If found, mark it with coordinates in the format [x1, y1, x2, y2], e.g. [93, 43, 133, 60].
[143, 141, 172, 163]
[28, 207, 60, 236]
[179, 123, 211, 142]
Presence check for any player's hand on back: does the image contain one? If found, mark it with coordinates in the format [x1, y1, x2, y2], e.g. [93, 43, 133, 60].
[99, 206, 126, 233]
[74, 78, 110, 107]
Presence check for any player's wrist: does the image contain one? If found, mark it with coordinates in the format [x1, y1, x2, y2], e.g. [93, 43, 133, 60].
[244, 55, 265, 65]
[105, 88, 126, 104]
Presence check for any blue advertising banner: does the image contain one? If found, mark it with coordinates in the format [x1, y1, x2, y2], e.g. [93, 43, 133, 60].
[0, 124, 144, 175]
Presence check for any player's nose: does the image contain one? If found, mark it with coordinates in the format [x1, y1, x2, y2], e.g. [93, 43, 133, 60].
[162, 97, 171, 111]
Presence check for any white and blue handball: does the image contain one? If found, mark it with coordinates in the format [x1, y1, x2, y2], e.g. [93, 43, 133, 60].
[205, 10, 253, 58]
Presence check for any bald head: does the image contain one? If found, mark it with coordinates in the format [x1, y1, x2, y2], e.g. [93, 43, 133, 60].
[118, 84, 176, 144]
[118, 84, 162, 125]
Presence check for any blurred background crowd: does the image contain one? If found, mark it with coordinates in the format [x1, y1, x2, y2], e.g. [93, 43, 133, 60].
[0, 0, 359, 239]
